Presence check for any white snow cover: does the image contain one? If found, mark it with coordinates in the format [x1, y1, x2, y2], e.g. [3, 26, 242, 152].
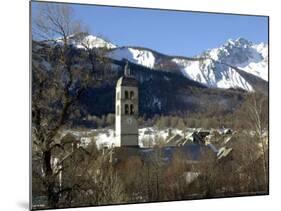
[108, 47, 156, 69]
[138, 127, 183, 147]
[94, 129, 116, 148]
[237, 60, 268, 81]
[75, 35, 116, 49]
[172, 59, 209, 85]
[106, 37, 266, 91]
[51, 34, 267, 91]
[215, 64, 253, 91]
[64, 127, 184, 149]
[238, 42, 268, 81]
[54, 34, 116, 49]
[172, 58, 253, 91]
[207, 38, 268, 81]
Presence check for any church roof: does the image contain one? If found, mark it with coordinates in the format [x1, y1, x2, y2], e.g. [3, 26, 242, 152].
[116, 76, 138, 87]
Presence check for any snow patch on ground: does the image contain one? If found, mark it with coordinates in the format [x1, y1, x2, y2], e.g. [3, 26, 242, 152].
[63, 127, 187, 149]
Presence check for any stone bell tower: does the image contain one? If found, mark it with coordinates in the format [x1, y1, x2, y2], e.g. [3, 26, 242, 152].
[115, 62, 139, 147]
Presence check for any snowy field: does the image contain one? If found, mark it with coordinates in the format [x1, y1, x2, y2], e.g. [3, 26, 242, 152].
[62, 127, 195, 149]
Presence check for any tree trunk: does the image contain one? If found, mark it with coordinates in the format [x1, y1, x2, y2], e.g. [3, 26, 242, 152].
[43, 149, 59, 208]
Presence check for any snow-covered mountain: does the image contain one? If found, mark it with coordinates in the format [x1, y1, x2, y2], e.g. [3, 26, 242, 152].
[59, 34, 268, 92]
[206, 38, 268, 81]
[108, 47, 156, 69]
[171, 38, 268, 91]
[172, 57, 254, 91]
[53, 33, 117, 49]
[75, 35, 117, 49]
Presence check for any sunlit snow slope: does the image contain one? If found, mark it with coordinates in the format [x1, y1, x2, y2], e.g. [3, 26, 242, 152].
[60, 34, 268, 91]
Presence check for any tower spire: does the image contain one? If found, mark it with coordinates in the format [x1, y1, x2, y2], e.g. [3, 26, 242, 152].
[124, 61, 131, 77]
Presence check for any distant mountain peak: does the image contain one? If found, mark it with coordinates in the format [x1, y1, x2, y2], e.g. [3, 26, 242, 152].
[105, 36, 268, 91]
[76, 34, 117, 49]
[225, 37, 253, 47]
[46, 34, 268, 91]
[53, 32, 117, 49]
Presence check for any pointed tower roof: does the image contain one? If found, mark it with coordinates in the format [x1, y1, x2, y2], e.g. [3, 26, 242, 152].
[116, 61, 138, 87]
[124, 61, 131, 77]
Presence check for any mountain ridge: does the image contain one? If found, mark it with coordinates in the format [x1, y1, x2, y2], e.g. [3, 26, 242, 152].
[51, 34, 268, 92]
[32, 38, 258, 120]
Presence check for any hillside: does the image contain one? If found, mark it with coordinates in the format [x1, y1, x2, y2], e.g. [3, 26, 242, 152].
[33, 34, 268, 124]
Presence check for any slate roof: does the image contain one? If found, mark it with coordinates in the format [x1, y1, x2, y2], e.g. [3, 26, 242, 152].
[111, 144, 215, 165]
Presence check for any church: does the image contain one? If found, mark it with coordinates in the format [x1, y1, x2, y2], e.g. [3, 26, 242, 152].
[113, 62, 218, 166]
[115, 62, 139, 147]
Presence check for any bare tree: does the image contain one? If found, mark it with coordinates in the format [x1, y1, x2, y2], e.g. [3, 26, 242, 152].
[241, 92, 268, 190]
[31, 3, 113, 208]
[226, 92, 269, 194]
[32, 3, 84, 43]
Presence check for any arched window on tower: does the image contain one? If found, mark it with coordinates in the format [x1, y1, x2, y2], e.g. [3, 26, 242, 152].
[130, 104, 134, 115]
[130, 91, 134, 99]
[125, 104, 129, 115]
[125, 90, 129, 99]
[116, 105, 119, 115]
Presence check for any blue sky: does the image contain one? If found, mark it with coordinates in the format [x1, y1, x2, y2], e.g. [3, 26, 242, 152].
[32, 2, 268, 57]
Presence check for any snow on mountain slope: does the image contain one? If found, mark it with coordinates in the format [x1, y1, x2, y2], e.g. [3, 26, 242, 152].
[75, 35, 117, 49]
[108, 47, 156, 69]
[240, 42, 268, 81]
[57, 34, 157, 68]
[171, 38, 267, 91]
[207, 38, 268, 81]
[106, 37, 266, 91]
[172, 58, 253, 91]
[172, 59, 209, 85]
[50, 34, 267, 91]
[54, 33, 117, 49]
